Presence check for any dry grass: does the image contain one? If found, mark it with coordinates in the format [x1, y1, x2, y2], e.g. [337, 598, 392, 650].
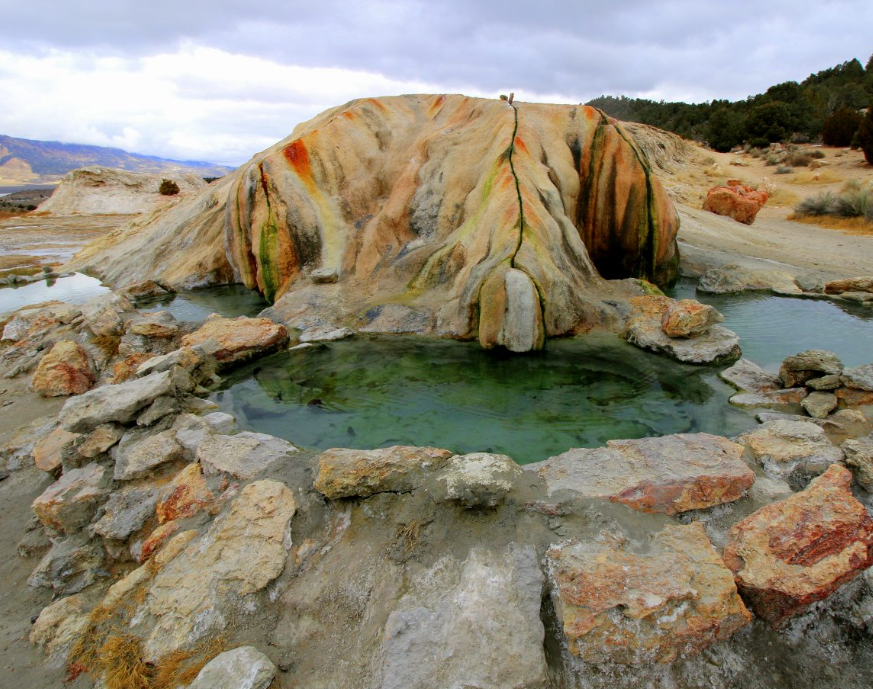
[787, 213, 873, 236]
[150, 635, 226, 689]
[398, 518, 427, 552]
[99, 633, 151, 689]
[767, 187, 801, 207]
[68, 604, 113, 675]
[792, 169, 842, 185]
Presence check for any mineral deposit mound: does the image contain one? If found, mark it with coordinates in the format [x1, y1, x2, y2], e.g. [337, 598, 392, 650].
[68, 94, 680, 351]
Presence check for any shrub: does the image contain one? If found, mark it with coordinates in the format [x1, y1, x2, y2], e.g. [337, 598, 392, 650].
[795, 191, 837, 216]
[833, 188, 873, 218]
[821, 107, 864, 147]
[786, 150, 813, 167]
[765, 154, 780, 166]
[858, 108, 873, 164]
[809, 149, 826, 159]
[159, 179, 180, 196]
[775, 165, 793, 174]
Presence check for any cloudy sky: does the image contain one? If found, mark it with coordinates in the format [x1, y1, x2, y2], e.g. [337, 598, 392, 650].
[1, 0, 871, 166]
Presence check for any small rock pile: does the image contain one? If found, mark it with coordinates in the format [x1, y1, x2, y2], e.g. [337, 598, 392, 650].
[625, 295, 741, 364]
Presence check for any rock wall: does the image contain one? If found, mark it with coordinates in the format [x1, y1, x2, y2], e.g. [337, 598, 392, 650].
[68, 95, 681, 350]
[38, 166, 207, 216]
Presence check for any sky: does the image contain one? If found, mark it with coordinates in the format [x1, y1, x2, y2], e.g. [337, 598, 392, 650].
[1, 0, 871, 167]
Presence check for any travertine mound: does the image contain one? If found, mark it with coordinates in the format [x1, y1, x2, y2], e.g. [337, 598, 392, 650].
[39, 166, 206, 215]
[68, 95, 681, 350]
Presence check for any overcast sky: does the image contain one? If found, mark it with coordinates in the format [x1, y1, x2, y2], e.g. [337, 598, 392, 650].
[1, 0, 871, 166]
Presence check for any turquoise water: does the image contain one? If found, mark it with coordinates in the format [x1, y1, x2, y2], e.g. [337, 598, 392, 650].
[209, 334, 753, 464]
[0, 273, 109, 318]
[669, 279, 873, 369]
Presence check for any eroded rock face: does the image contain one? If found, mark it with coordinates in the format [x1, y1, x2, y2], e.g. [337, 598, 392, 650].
[723, 465, 873, 627]
[68, 95, 681, 351]
[31, 340, 95, 397]
[32, 463, 107, 533]
[738, 419, 843, 481]
[702, 182, 769, 224]
[314, 446, 454, 499]
[526, 433, 754, 515]
[180, 316, 288, 366]
[143, 480, 296, 659]
[547, 524, 751, 664]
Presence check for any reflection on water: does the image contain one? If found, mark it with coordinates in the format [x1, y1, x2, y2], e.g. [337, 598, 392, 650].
[669, 279, 873, 368]
[209, 333, 752, 464]
[139, 285, 267, 322]
[0, 273, 109, 317]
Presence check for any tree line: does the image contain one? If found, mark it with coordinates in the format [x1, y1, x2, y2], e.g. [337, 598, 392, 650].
[587, 54, 873, 156]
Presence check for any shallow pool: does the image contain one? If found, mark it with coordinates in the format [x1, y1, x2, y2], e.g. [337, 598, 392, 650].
[139, 285, 267, 322]
[209, 333, 754, 464]
[0, 273, 109, 318]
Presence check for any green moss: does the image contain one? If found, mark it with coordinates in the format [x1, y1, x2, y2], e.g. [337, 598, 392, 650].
[258, 215, 281, 303]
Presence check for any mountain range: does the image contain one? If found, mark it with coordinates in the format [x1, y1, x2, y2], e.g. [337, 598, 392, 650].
[0, 134, 234, 188]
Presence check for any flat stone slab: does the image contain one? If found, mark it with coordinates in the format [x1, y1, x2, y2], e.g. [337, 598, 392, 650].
[525, 433, 754, 515]
[59, 370, 175, 433]
[842, 363, 873, 392]
[113, 428, 184, 481]
[181, 316, 288, 366]
[32, 463, 107, 533]
[627, 318, 740, 364]
[198, 432, 299, 479]
[547, 523, 751, 664]
[724, 465, 873, 627]
[729, 387, 807, 409]
[719, 358, 780, 393]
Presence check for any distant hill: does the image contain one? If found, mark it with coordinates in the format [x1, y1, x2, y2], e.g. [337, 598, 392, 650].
[0, 134, 234, 187]
[587, 53, 873, 151]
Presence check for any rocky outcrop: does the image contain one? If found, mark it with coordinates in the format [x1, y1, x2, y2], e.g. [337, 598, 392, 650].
[843, 435, 873, 491]
[824, 276, 873, 295]
[723, 465, 873, 627]
[719, 358, 781, 392]
[526, 433, 754, 515]
[702, 182, 769, 224]
[37, 166, 207, 215]
[31, 340, 95, 397]
[67, 95, 682, 351]
[547, 524, 751, 664]
[737, 419, 843, 482]
[197, 431, 299, 479]
[32, 463, 108, 533]
[660, 299, 723, 337]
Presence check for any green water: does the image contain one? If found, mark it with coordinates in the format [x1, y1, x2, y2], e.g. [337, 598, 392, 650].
[139, 285, 267, 322]
[669, 279, 873, 369]
[209, 333, 753, 465]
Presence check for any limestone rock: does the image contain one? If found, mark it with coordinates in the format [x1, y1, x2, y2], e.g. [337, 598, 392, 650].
[198, 431, 298, 479]
[135, 345, 214, 378]
[310, 267, 339, 284]
[806, 373, 842, 391]
[547, 523, 751, 664]
[478, 267, 545, 353]
[434, 452, 522, 508]
[379, 545, 547, 689]
[136, 395, 179, 426]
[29, 594, 90, 662]
[28, 535, 105, 595]
[526, 433, 754, 515]
[142, 480, 296, 659]
[696, 264, 791, 294]
[723, 465, 873, 627]
[824, 276, 873, 294]
[30, 340, 95, 397]
[138, 521, 180, 563]
[78, 423, 124, 458]
[32, 426, 82, 473]
[80, 292, 134, 337]
[172, 413, 215, 454]
[1, 301, 81, 342]
[181, 316, 288, 366]
[32, 463, 107, 533]
[59, 370, 175, 433]
[119, 279, 173, 301]
[738, 419, 843, 480]
[627, 319, 740, 364]
[702, 182, 769, 224]
[779, 349, 843, 387]
[314, 446, 454, 499]
[156, 463, 215, 523]
[66, 96, 680, 349]
[299, 326, 354, 343]
[729, 387, 808, 409]
[93, 485, 160, 540]
[202, 411, 237, 434]
[841, 363, 873, 392]
[835, 387, 873, 407]
[719, 358, 781, 393]
[128, 310, 179, 338]
[660, 298, 723, 338]
[802, 391, 838, 419]
[843, 435, 873, 491]
[188, 646, 277, 689]
[113, 428, 184, 480]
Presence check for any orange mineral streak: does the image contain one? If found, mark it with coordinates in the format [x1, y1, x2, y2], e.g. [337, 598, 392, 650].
[514, 137, 528, 155]
[283, 139, 313, 183]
